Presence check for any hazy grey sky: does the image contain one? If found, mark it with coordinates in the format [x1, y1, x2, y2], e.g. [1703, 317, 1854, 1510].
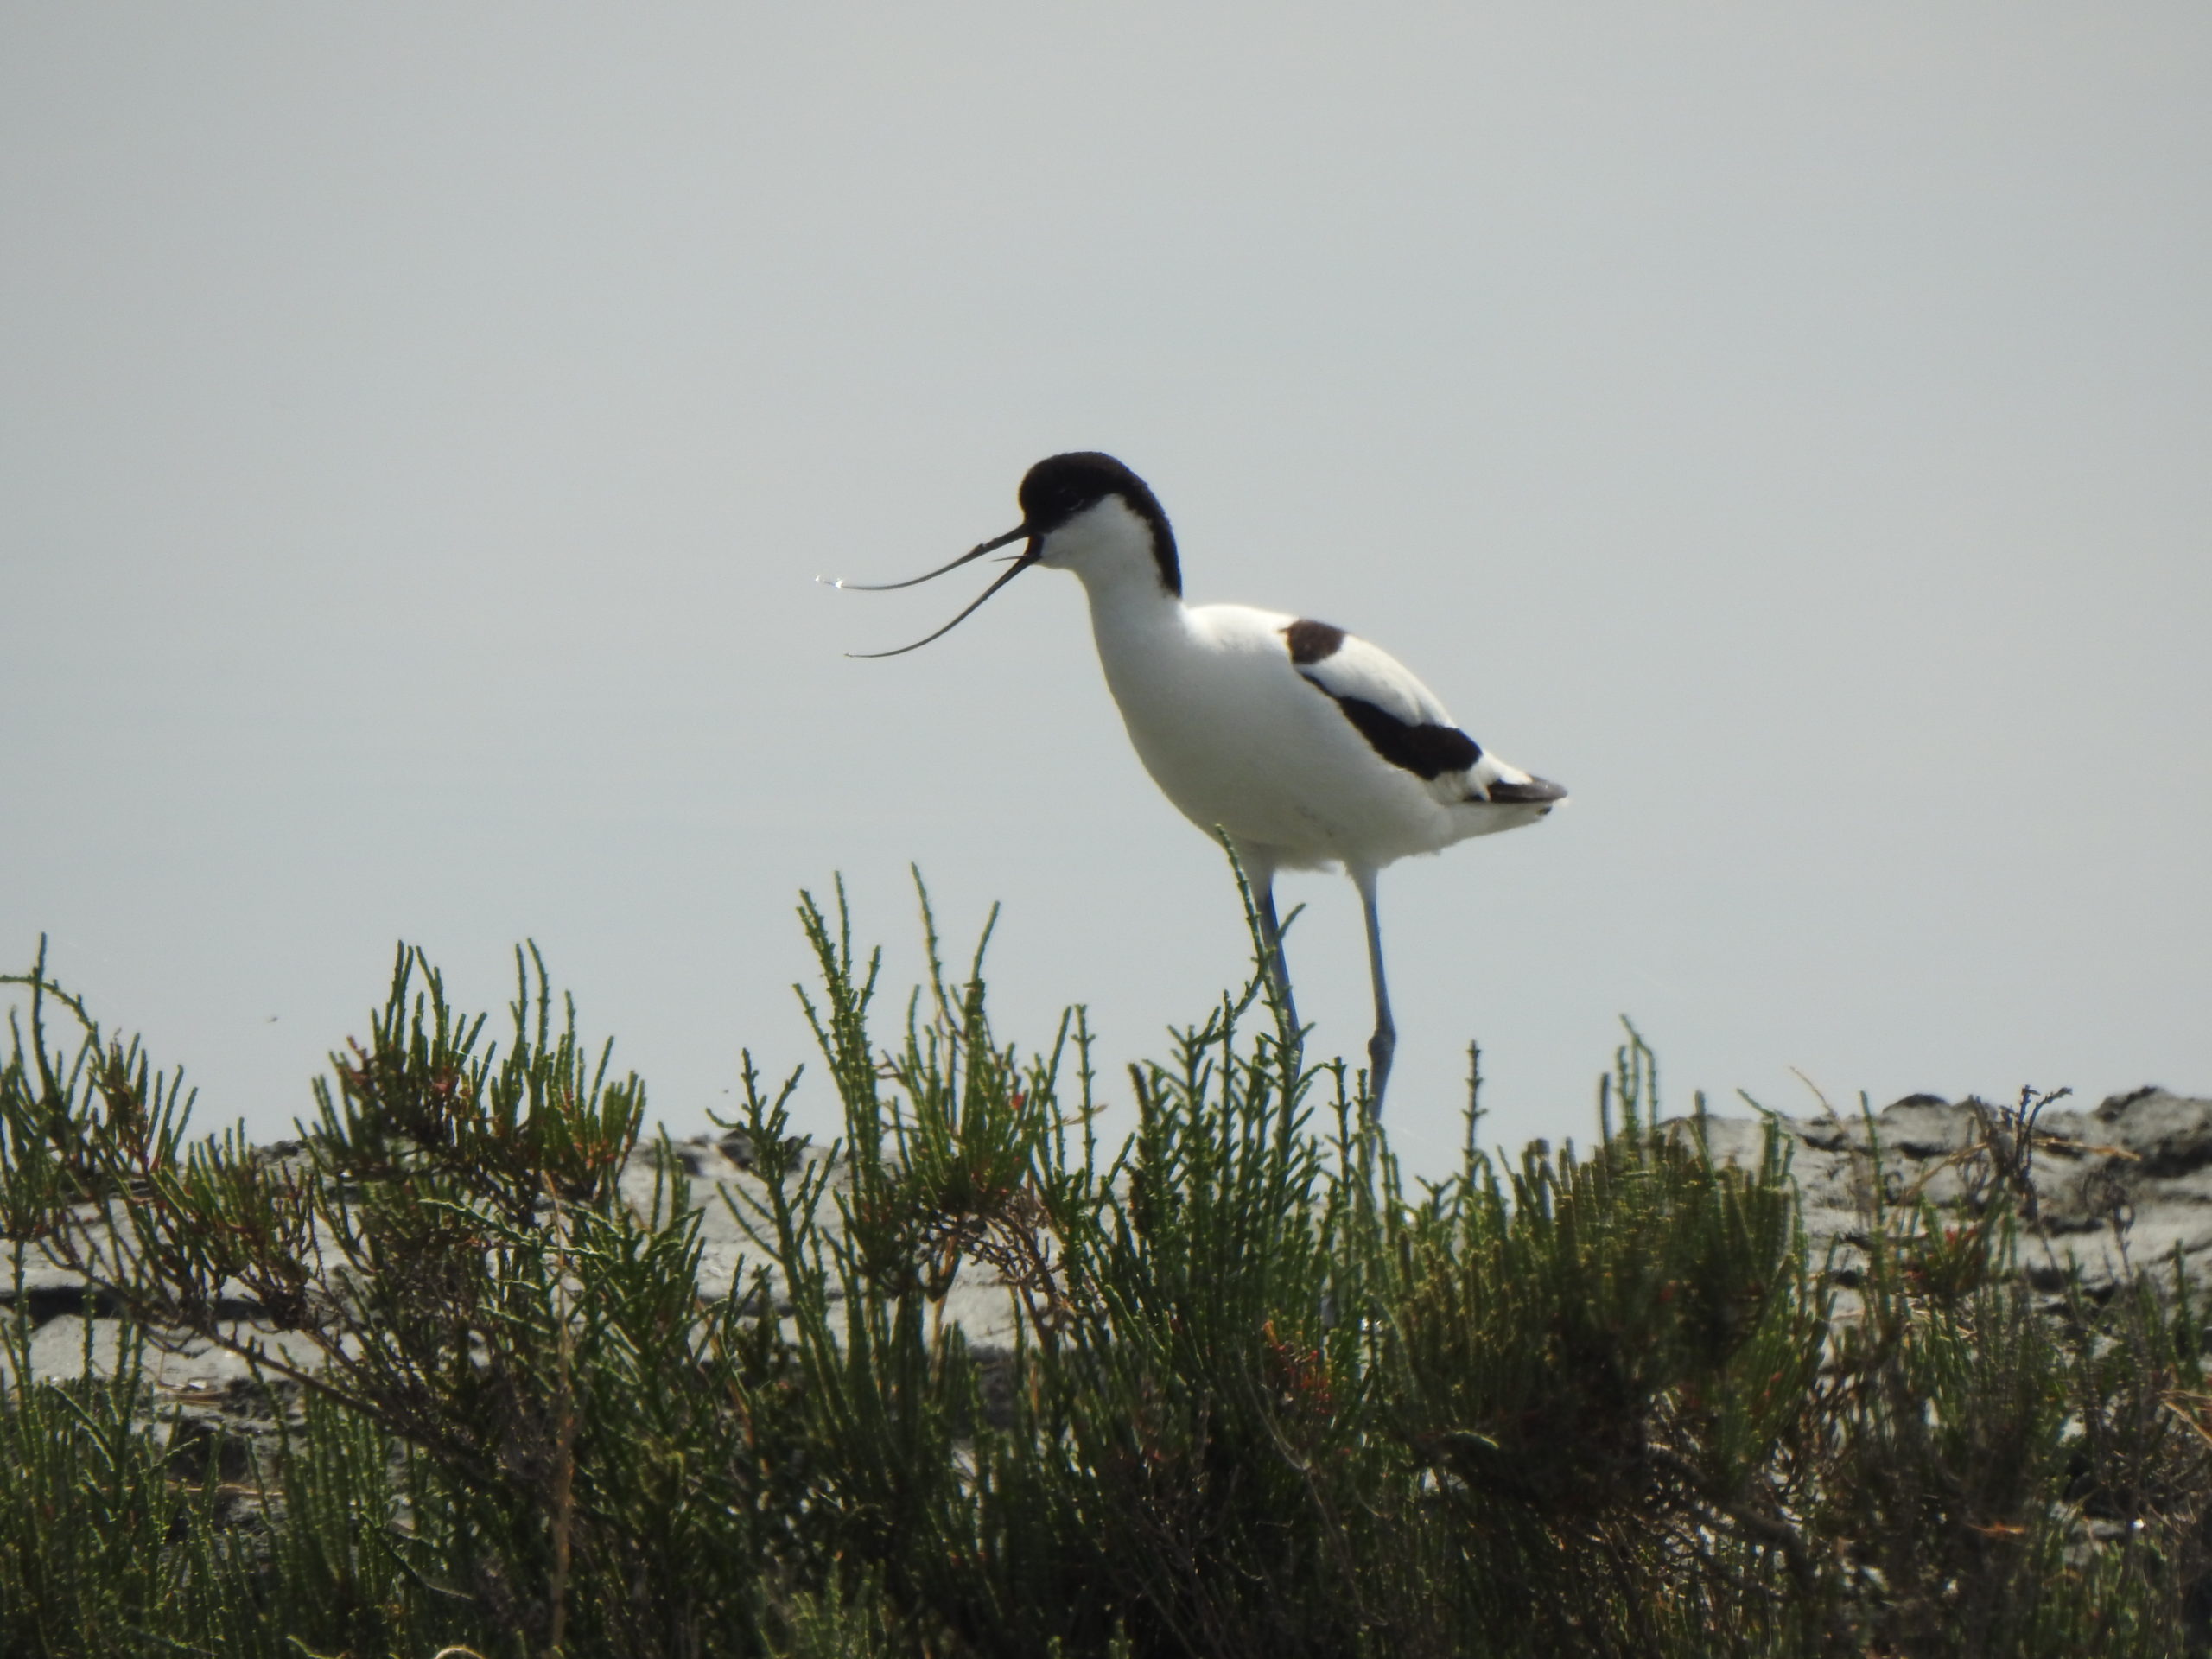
[3, 6, 2206, 1173]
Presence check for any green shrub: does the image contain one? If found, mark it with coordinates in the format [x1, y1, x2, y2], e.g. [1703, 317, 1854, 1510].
[2, 871, 2207, 1657]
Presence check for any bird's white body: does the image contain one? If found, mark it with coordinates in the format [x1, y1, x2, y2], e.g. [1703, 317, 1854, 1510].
[837, 451, 1563, 1114]
[1043, 495, 1557, 883]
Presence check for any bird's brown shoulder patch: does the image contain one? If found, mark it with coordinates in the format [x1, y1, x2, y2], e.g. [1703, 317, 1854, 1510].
[1282, 619, 1346, 664]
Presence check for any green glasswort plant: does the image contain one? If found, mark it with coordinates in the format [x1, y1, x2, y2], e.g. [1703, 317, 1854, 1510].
[3, 868, 2209, 1658]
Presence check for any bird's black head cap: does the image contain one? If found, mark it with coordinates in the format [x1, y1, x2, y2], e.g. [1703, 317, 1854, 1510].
[1020, 452, 1180, 596]
[830, 450, 1182, 658]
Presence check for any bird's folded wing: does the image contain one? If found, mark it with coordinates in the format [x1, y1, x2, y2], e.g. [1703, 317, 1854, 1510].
[1293, 633, 1459, 731]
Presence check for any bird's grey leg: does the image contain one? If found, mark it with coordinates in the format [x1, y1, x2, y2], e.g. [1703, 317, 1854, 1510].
[1353, 867, 1395, 1118]
[1253, 871, 1300, 1037]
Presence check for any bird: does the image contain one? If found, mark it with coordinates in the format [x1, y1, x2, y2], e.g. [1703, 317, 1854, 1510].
[826, 451, 1565, 1116]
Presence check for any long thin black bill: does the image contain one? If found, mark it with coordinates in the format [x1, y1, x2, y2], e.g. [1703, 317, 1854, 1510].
[822, 524, 1028, 592]
[846, 545, 1040, 658]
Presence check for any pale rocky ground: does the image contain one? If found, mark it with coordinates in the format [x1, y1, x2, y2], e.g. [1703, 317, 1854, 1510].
[5, 1087, 2209, 1410]
[0, 1128, 1016, 1402]
[1676, 1085, 2212, 1301]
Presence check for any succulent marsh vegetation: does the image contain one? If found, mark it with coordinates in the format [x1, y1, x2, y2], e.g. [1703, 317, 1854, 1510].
[3, 874, 2209, 1657]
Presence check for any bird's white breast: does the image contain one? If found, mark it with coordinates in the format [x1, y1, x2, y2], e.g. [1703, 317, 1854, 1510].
[1079, 594, 1474, 871]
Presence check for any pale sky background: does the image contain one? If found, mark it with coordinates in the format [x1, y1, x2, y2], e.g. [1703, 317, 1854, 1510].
[3, 6, 2206, 1176]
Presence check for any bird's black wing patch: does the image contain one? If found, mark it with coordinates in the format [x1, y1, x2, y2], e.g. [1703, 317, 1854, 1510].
[1303, 677, 1483, 780]
[1283, 619, 1347, 664]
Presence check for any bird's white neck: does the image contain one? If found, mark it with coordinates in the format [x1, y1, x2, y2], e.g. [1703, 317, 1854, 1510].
[1040, 498, 1183, 634]
[1066, 550, 1186, 672]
